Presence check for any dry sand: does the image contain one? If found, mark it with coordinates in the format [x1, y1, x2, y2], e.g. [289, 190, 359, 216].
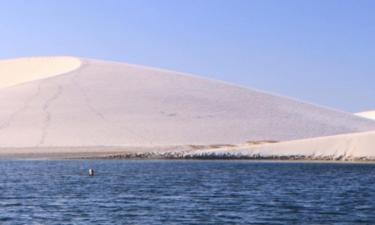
[0, 56, 374, 160]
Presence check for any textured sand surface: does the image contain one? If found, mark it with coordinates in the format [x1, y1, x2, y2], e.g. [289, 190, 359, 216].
[0, 56, 374, 150]
[190, 131, 375, 160]
[0, 57, 81, 88]
[356, 111, 375, 121]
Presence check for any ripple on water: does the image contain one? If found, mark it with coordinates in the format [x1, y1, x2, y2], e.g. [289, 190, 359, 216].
[0, 160, 375, 224]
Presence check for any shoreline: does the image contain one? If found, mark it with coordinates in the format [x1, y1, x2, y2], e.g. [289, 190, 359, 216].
[73, 154, 375, 162]
[1, 130, 374, 162]
[1, 149, 374, 162]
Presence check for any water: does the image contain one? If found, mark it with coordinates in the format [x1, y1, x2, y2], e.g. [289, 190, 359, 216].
[1, 160, 375, 224]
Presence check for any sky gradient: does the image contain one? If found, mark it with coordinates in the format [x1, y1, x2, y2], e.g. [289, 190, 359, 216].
[0, 0, 374, 112]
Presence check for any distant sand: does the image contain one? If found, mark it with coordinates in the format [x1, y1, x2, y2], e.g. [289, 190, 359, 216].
[356, 111, 375, 121]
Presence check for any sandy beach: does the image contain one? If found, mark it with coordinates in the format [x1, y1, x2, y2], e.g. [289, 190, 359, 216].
[1, 131, 374, 161]
[186, 131, 375, 161]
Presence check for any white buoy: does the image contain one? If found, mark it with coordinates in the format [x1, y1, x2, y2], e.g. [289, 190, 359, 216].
[88, 168, 94, 176]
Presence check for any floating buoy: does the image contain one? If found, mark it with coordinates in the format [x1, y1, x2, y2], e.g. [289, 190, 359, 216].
[88, 168, 94, 176]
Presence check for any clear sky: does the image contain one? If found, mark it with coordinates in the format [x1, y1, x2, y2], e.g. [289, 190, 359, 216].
[0, 0, 374, 112]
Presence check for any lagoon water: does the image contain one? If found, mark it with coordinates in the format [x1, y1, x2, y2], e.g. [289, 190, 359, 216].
[1, 160, 375, 224]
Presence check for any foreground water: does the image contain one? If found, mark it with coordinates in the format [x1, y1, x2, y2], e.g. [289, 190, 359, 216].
[1, 160, 375, 224]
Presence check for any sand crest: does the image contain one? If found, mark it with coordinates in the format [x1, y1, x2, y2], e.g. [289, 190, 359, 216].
[0, 56, 81, 88]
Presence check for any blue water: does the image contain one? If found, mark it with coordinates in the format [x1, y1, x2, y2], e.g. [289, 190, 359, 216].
[1, 160, 375, 224]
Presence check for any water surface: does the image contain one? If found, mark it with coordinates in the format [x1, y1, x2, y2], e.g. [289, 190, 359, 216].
[1, 160, 375, 224]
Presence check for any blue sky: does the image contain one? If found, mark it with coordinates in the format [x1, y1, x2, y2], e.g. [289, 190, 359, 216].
[0, 0, 374, 112]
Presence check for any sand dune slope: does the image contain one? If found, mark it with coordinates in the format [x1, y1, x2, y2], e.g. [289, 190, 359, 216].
[0, 56, 374, 148]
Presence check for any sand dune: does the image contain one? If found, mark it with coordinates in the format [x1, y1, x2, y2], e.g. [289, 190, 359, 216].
[0, 56, 374, 150]
[355, 111, 375, 121]
[189, 131, 375, 160]
[0, 57, 81, 88]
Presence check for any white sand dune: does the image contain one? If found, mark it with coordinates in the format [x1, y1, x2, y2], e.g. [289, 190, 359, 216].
[190, 131, 375, 160]
[355, 111, 375, 121]
[0, 56, 81, 88]
[0, 56, 374, 152]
